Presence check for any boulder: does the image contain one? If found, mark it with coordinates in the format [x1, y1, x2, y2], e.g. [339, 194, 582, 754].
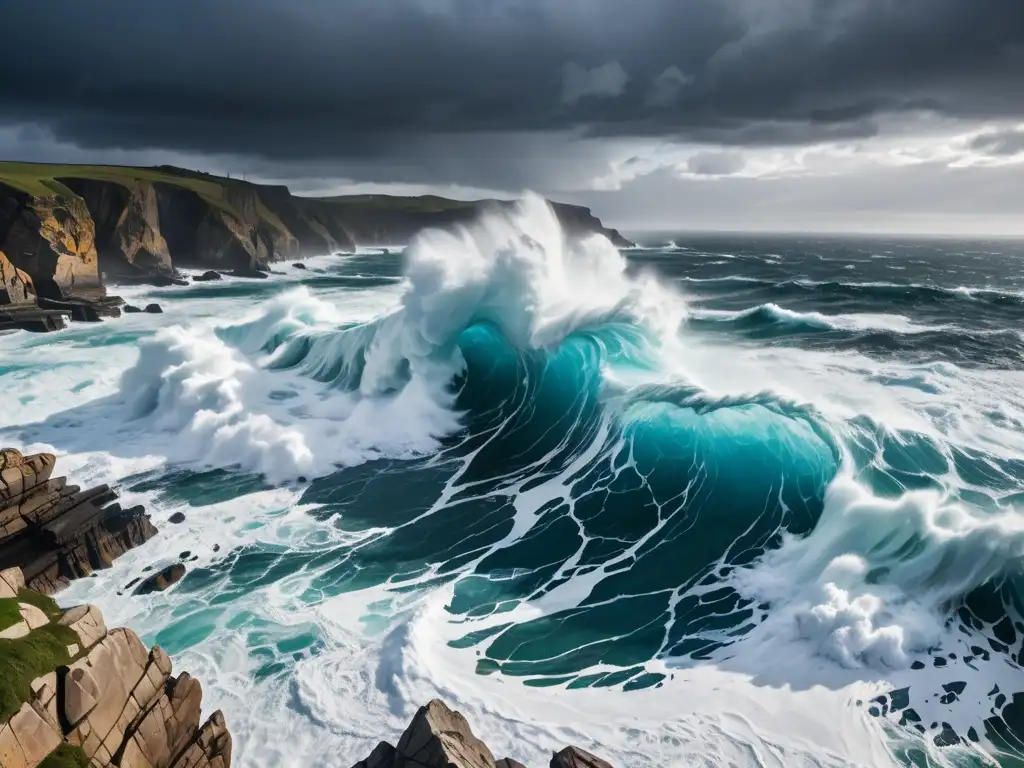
[292, 262, 307, 270]
[168, 512, 186, 524]
[193, 270, 223, 282]
[144, 303, 163, 314]
[393, 699, 495, 768]
[59, 604, 108, 649]
[134, 563, 186, 595]
[4, 700, 62, 767]
[352, 741, 397, 768]
[497, 760, 527, 768]
[18, 602, 49, 630]
[550, 747, 613, 768]
[123, 304, 143, 313]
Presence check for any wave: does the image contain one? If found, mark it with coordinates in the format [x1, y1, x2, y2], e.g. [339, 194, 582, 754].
[680, 275, 1024, 308]
[41, 194, 1024, 765]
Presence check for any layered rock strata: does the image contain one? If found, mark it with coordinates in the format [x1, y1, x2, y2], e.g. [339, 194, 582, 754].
[0, 449, 157, 595]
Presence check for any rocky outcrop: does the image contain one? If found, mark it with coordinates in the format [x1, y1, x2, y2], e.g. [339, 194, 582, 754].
[0, 449, 157, 595]
[0, 182, 124, 333]
[351, 699, 613, 768]
[0, 568, 231, 768]
[60, 179, 173, 281]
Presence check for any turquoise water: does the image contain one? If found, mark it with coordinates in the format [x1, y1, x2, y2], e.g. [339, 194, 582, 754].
[3, 200, 1024, 766]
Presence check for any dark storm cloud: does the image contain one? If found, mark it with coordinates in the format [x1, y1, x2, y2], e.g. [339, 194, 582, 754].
[970, 127, 1024, 156]
[0, 0, 1022, 166]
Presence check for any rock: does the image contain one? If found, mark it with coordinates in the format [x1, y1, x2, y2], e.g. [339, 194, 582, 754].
[352, 741, 396, 768]
[550, 747, 613, 768]
[123, 304, 143, 313]
[18, 602, 49, 629]
[497, 759, 528, 768]
[0, 565, 26, 596]
[292, 262, 307, 270]
[6, 700, 61, 766]
[59, 604, 108, 649]
[193, 270, 223, 282]
[169, 512, 187, 524]
[0, 451, 159, 594]
[393, 699, 495, 768]
[144, 303, 163, 313]
[0, 619, 29, 639]
[133, 563, 186, 595]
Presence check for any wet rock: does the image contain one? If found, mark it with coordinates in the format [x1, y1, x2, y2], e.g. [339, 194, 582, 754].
[0, 449, 157, 594]
[144, 303, 163, 314]
[192, 270, 223, 282]
[123, 304, 143, 313]
[292, 262, 307, 270]
[551, 746, 614, 768]
[497, 759, 528, 768]
[394, 699, 494, 768]
[133, 563, 186, 595]
[179, 551, 192, 559]
[168, 512, 186, 524]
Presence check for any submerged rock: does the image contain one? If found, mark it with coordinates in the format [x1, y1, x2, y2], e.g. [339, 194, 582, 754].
[292, 262, 307, 270]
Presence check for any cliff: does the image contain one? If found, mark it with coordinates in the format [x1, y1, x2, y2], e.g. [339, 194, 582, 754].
[0, 567, 230, 768]
[0, 163, 632, 331]
[0, 449, 157, 595]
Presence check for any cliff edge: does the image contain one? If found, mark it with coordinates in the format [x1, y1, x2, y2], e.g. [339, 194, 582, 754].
[0, 162, 632, 332]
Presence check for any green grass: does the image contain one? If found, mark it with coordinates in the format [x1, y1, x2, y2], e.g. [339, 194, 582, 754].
[0, 623, 79, 721]
[38, 744, 89, 768]
[0, 598, 21, 633]
[16, 589, 63, 622]
[0, 161, 246, 219]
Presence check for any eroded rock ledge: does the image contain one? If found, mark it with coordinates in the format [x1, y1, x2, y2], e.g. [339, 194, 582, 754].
[352, 699, 614, 768]
[0, 567, 230, 768]
[0, 449, 157, 595]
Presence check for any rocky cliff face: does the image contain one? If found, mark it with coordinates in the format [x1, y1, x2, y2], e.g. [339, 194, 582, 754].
[0, 164, 632, 331]
[0, 449, 158, 595]
[0, 567, 231, 768]
[0, 184, 102, 300]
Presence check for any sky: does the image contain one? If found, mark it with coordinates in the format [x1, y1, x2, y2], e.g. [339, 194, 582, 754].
[2, 0, 1024, 235]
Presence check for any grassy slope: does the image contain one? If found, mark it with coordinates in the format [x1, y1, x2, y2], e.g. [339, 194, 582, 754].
[0, 622, 78, 720]
[0, 162, 242, 218]
[38, 744, 90, 768]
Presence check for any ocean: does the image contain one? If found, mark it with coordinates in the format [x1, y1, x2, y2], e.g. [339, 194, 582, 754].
[2, 194, 1024, 767]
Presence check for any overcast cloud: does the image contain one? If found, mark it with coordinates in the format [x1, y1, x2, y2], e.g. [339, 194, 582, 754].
[1, 0, 1023, 233]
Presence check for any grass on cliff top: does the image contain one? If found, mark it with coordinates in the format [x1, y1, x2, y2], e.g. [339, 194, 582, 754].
[38, 743, 89, 768]
[0, 161, 245, 218]
[0, 598, 21, 633]
[0, 621, 78, 721]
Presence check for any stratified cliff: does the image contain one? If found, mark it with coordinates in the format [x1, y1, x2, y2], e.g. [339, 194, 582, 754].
[0, 163, 632, 332]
